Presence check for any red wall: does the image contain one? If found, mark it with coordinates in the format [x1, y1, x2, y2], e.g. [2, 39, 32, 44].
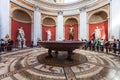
[89, 20, 108, 40]
[42, 26, 56, 41]
[11, 19, 31, 46]
[65, 24, 78, 40]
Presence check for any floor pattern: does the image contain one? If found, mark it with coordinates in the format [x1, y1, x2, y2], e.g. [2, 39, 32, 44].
[0, 48, 120, 80]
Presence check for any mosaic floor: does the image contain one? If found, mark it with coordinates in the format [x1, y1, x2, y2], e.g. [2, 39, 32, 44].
[0, 48, 120, 80]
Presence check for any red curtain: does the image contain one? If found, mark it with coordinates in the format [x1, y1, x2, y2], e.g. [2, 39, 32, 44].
[65, 24, 78, 40]
[42, 26, 56, 41]
[89, 20, 108, 40]
[11, 19, 31, 46]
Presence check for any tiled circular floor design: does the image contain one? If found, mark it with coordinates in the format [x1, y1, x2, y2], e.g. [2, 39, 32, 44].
[37, 52, 88, 67]
[0, 48, 120, 80]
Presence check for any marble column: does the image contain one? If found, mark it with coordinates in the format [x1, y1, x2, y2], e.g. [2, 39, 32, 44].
[33, 6, 42, 45]
[0, 0, 10, 38]
[56, 11, 64, 41]
[79, 7, 88, 40]
[110, 0, 120, 39]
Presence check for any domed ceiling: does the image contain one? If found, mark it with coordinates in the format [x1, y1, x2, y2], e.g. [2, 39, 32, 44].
[41, 0, 80, 4]
[25, 0, 98, 11]
[63, 0, 79, 3]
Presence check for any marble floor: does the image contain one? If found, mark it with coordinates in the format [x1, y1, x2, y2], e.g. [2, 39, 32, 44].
[0, 48, 120, 80]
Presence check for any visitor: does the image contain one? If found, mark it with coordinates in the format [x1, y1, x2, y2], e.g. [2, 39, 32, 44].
[7, 39, 14, 51]
[95, 39, 101, 52]
[100, 39, 104, 52]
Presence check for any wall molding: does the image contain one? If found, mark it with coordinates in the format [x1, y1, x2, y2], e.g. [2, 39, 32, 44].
[11, 17, 32, 23]
[87, 0, 110, 12]
[10, 0, 34, 11]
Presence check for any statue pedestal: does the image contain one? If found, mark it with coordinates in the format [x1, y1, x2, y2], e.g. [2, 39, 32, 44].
[18, 38, 27, 48]
[22, 39, 26, 48]
[23, 44, 26, 48]
[18, 40, 22, 48]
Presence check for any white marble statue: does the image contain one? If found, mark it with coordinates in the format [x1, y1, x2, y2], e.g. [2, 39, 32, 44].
[17, 27, 26, 48]
[46, 29, 51, 41]
[94, 27, 101, 40]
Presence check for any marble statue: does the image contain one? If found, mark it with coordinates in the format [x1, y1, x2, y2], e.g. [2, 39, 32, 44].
[17, 27, 26, 48]
[69, 27, 74, 40]
[46, 29, 51, 41]
[94, 27, 101, 40]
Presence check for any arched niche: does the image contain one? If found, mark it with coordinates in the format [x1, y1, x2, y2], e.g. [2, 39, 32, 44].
[12, 9, 31, 23]
[89, 11, 108, 40]
[11, 9, 32, 46]
[89, 11, 108, 23]
[42, 17, 56, 41]
[42, 17, 56, 26]
[64, 18, 78, 40]
[65, 18, 78, 25]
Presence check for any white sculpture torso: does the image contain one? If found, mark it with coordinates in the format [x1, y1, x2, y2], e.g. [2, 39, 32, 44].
[46, 29, 51, 41]
[94, 27, 101, 40]
[18, 28, 25, 39]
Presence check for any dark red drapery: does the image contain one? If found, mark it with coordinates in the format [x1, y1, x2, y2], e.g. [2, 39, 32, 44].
[11, 19, 31, 46]
[65, 24, 78, 40]
[89, 20, 108, 40]
[42, 26, 56, 41]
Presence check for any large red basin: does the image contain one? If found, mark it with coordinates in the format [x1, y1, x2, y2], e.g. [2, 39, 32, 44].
[38, 41, 85, 51]
[38, 41, 85, 61]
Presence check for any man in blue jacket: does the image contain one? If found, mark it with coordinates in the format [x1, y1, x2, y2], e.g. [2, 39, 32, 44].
[117, 39, 120, 54]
